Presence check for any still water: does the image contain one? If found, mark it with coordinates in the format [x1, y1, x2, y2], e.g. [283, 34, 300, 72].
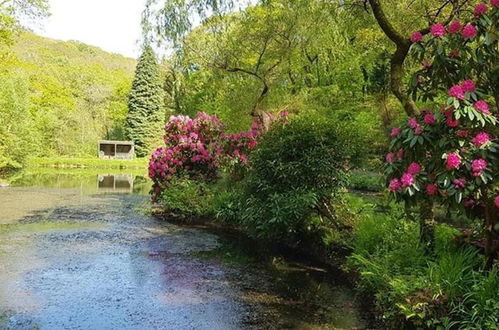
[0, 169, 366, 329]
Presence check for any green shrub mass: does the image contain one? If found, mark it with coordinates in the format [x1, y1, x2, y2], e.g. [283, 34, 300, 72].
[348, 197, 499, 329]
[235, 116, 351, 240]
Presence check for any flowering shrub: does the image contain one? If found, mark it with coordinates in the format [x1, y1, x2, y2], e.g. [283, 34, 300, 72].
[386, 2, 499, 264]
[410, 1, 498, 102]
[149, 111, 287, 201]
[149, 112, 224, 200]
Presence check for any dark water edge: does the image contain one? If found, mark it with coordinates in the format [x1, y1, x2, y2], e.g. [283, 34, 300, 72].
[0, 169, 372, 329]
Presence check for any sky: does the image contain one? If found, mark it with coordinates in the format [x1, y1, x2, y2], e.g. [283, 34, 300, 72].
[34, 0, 146, 59]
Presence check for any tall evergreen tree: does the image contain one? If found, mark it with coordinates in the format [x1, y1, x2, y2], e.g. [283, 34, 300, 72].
[125, 45, 165, 157]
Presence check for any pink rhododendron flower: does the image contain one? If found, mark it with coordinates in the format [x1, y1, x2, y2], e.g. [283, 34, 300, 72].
[448, 20, 462, 34]
[401, 173, 415, 187]
[431, 23, 446, 37]
[456, 130, 469, 138]
[474, 3, 488, 16]
[448, 85, 465, 99]
[446, 116, 460, 128]
[474, 100, 490, 114]
[391, 127, 401, 137]
[411, 31, 423, 43]
[426, 184, 438, 196]
[492, 0, 499, 8]
[472, 132, 490, 147]
[389, 179, 402, 192]
[414, 126, 423, 135]
[446, 153, 461, 170]
[386, 153, 396, 163]
[423, 113, 436, 125]
[453, 178, 467, 189]
[408, 162, 422, 175]
[463, 198, 475, 208]
[471, 159, 487, 176]
[408, 117, 418, 129]
[495, 195, 499, 208]
[462, 24, 477, 39]
[461, 80, 476, 93]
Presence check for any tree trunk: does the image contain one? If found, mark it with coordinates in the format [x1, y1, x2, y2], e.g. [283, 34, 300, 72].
[484, 193, 498, 269]
[419, 198, 435, 255]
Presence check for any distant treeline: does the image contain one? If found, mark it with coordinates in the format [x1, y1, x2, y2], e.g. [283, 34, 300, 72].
[0, 31, 135, 169]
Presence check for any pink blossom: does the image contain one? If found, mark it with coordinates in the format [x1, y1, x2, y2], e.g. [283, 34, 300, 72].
[446, 116, 460, 128]
[408, 117, 419, 129]
[446, 153, 461, 170]
[386, 153, 396, 164]
[411, 31, 423, 43]
[474, 3, 488, 16]
[401, 173, 415, 187]
[408, 162, 422, 175]
[391, 127, 401, 137]
[471, 159, 487, 176]
[414, 125, 423, 135]
[495, 195, 499, 209]
[248, 140, 258, 149]
[474, 100, 490, 114]
[463, 198, 475, 208]
[448, 85, 465, 99]
[461, 80, 476, 93]
[431, 23, 446, 38]
[492, 0, 499, 8]
[462, 24, 477, 39]
[423, 113, 436, 125]
[472, 132, 490, 147]
[448, 20, 462, 34]
[453, 178, 467, 189]
[389, 179, 402, 192]
[426, 184, 438, 196]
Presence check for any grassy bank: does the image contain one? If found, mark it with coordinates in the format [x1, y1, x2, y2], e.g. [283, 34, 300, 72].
[27, 157, 148, 169]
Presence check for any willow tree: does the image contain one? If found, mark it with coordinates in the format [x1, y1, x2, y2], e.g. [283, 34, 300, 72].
[125, 45, 165, 157]
[0, 0, 49, 46]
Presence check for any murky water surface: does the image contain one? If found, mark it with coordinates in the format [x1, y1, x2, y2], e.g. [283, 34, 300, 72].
[0, 169, 365, 329]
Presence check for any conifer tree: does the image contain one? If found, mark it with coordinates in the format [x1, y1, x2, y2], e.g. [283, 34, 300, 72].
[125, 45, 165, 157]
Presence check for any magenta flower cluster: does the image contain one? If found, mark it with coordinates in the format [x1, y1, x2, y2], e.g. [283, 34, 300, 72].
[149, 112, 264, 200]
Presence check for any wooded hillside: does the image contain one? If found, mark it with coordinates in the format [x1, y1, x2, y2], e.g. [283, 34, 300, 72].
[0, 31, 135, 168]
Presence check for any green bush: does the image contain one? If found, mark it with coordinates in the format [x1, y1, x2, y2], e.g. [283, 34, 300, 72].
[227, 115, 352, 240]
[159, 177, 214, 219]
[348, 170, 384, 192]
[348, 195, 499, 329]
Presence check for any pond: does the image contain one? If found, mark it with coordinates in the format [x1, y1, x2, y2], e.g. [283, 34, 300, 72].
[0, 169, 367, 329]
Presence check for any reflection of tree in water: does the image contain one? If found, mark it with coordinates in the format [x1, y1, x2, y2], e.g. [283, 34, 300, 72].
[133, 176, 152, 195]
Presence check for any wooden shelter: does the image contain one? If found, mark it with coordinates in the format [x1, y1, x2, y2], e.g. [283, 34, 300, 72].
[98, 140, 134, 160]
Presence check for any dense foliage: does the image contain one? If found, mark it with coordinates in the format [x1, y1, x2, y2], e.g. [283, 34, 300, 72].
[386, 4, 498, 264]
[349, 198, 499, 329]
[235, 116, 351, 239]
[125, 45, 166, 157]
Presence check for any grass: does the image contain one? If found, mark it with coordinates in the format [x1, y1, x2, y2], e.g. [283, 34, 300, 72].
[27, 156, 148, 169]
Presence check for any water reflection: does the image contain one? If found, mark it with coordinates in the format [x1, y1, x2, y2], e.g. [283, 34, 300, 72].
[98, 174, 132, 194]
[4, 169, 151, 195]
